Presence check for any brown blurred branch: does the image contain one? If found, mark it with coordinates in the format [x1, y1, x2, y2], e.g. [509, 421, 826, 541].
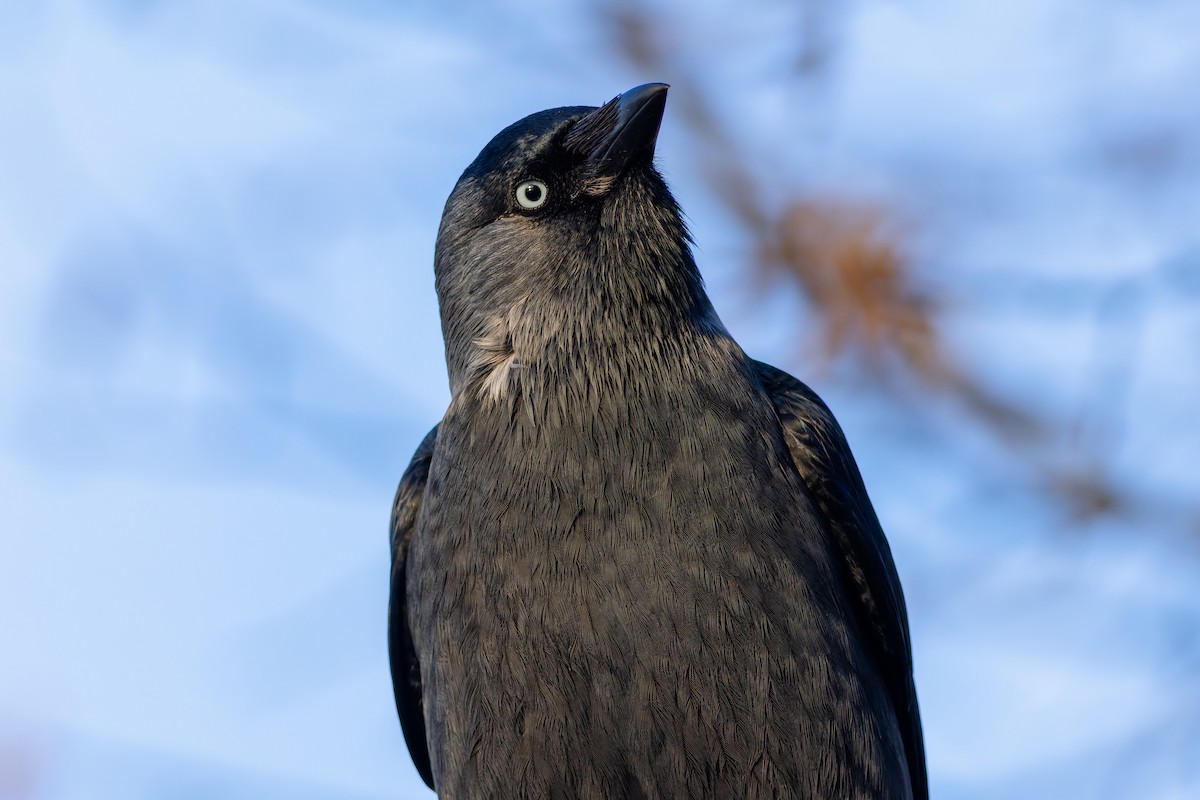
[605, 1, 1200, 532]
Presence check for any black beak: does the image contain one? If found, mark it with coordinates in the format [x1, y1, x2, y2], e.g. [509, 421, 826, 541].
[564, 83, 669, 180]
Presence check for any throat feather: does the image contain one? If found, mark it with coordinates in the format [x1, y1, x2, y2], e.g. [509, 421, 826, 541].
[470, 319, 520, 402]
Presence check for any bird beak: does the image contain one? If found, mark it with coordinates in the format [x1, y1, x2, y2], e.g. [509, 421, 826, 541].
[566, 83, 669, 183]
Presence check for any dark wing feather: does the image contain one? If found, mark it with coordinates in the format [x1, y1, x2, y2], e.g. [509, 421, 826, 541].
[755, 361, 928, 800]
[388, 425, 439, 791]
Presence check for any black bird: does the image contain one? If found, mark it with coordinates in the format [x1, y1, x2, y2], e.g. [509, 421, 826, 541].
[389, 83, 927, 799]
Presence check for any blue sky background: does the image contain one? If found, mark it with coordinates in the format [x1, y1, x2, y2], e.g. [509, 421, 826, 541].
[2, 1, 1199, 798]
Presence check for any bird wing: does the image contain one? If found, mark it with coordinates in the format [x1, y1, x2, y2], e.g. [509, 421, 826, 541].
[388, 425, 439, 790]
[754, 361, 929, 800]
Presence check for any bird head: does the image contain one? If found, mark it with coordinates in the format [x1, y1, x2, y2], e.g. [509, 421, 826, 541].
[432, 84, 718, 397]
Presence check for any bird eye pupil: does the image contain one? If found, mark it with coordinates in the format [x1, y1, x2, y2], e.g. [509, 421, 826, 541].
[524, 185, 542, 202]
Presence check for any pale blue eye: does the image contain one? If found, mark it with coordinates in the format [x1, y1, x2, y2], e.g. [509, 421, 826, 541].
[516, 180, 548, 210]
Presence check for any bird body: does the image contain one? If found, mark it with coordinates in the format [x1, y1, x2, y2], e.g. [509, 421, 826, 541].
[389, 85, 926, 799]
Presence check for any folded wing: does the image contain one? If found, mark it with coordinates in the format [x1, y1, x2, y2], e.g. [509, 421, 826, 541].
[755, 361, 928, 800]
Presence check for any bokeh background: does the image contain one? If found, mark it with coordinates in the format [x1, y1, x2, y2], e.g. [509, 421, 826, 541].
[3, 1, 1199, 798]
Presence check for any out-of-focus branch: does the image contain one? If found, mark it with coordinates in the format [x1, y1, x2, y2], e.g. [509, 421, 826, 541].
[605, 1, 1199, 532]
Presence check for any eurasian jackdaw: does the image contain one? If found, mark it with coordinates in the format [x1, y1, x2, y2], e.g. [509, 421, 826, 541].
[389, 83, 927, 799]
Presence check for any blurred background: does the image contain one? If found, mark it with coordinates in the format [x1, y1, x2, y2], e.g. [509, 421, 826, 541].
[2, 0, 1199, 797]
